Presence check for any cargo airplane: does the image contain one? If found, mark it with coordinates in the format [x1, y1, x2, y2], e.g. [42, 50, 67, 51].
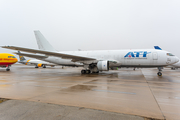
[18, 51, 56, 68]
[1, 31, 179, 76]
[0, 53, 18, 71]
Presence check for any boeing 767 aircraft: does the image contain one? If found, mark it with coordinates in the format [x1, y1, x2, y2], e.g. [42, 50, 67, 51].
[2, 31, 179, 76]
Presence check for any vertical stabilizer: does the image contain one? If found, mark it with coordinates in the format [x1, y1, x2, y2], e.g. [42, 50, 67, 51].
[34, 30, 56, 51]
[18, 51, 26, 61]
[154, 46, 162, 50]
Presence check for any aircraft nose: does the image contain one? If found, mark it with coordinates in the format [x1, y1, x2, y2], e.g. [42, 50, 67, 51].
[175, 56, 179, 63]
[14, 58, 18, 63]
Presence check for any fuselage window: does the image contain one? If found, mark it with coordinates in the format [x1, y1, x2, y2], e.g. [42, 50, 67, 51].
[167, 53, 174, 56]
[8, 56, 16, 58]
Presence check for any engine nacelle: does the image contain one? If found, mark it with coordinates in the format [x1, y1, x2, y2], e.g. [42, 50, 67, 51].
[37, 63, 43, 67]
[97, 61, 109, 71]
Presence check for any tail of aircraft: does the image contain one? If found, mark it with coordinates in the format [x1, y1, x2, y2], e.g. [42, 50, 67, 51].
[34, 30, 56, 52]
[18, 51, 26, 61]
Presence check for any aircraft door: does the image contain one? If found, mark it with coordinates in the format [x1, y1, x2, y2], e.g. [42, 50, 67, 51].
[153, 52, 158, 60]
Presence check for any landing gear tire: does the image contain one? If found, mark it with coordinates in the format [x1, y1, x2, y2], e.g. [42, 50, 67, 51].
[157, 72, 162, 76]
[94, 71, 99, 73]
[81, 70, 86, 74]
[86, 70, 91, 74]
[35, 66, 39, 68]
[92, 71, 99, 73]
[81, 70, 91, 74]
[43, 65, 46, 68]
[6, 69, 10, 71]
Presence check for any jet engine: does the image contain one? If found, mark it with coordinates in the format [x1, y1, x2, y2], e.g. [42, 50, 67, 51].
[97, 61, 109, 71]
[37, 63, 43, 67]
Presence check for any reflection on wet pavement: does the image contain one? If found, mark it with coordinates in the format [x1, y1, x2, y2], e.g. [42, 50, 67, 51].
[0, 65, 180, 119]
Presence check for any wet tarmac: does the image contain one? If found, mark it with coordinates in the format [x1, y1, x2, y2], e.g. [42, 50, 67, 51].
[0, 65, 180, 120]
[0, 99, 144, 120]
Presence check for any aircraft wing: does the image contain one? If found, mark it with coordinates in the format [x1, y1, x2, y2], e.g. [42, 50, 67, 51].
[2, 46, 96, 61]
[15, 52, 48, 59]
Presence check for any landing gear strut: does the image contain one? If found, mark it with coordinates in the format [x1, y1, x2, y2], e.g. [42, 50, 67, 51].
[157, 67, 162, 76]
[6, 65, 10, 71]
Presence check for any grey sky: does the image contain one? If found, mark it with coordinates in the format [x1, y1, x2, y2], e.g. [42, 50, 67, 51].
[1, 0, 180, 58]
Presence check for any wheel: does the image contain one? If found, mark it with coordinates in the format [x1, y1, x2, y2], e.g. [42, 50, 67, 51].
[35, 66, 39, 68]
[81, 70, 85, 74]
[157, 72, 162, 76]
[171, 68, 175, 70]
[92, 71, 99, 73]
[43, 65, 46, 68]
[86, 70, 91, 74]
[6, 69, 10, 71]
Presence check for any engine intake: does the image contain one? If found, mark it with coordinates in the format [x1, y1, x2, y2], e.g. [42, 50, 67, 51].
[37, 63, 43, 67]
[97, 61, 109, 71]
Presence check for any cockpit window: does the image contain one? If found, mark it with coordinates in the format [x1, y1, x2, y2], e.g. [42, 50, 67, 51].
[8, 56, 16, 58]
[167, 53, 174, 56]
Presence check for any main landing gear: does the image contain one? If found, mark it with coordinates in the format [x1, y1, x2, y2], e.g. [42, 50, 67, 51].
[157, 67, 162, 76]
[81, 70, 91, 74]
[81, 64, 100, 74]
[81, 70, 99, 74]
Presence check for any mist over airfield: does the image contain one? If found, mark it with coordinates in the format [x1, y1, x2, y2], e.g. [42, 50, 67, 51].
[0, 0, 180, 58]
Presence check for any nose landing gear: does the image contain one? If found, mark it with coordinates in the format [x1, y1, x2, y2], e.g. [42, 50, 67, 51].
[157, 67, 163, 76]
[6, 65, 10, 71]
[157, 72, 162, 76]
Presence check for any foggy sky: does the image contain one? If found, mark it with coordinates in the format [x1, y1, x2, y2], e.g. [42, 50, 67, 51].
[1, 0, 180, 59]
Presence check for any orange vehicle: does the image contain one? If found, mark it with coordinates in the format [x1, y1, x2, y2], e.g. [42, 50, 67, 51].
[0, 53, 18, 71]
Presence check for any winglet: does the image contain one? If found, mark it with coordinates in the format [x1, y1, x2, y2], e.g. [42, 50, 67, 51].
[154, 46, 162, 50]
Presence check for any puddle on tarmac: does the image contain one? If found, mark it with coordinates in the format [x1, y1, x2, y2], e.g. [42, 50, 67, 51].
[62, 85, 97, 92]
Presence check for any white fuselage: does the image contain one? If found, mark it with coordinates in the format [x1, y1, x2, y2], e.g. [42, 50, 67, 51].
[166, 61, 180, 68]
[19, 59, 55, 66]
[42, 49, 179, 67]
